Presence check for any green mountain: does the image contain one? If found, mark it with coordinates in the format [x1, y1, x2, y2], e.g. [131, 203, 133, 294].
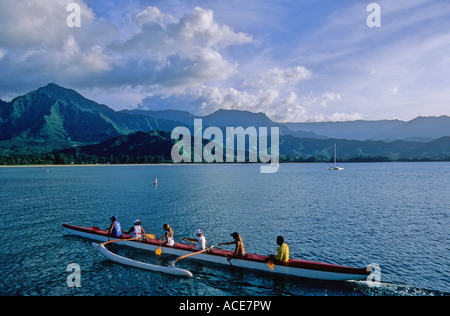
[51, 133, 450, 165]
[0, 83, 184, 154]
[57, 130, 175, 164]
[279, 136, 448, 162]
[1, 83, 449, 162]
[398, 136, 450, 160]
[120, 109, 197, 126]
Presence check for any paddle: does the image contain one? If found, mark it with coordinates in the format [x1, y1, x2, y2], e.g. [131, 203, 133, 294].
[156, 230, 172, 256]
[155, 241, 162, 256]
[218, 244, 233, 266]
[171, 246, 215, 265]
[102, 233, 156, 246]
[267, 260, 275, 271]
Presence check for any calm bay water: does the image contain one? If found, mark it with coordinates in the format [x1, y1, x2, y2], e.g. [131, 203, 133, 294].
[0, 162, 448, 296]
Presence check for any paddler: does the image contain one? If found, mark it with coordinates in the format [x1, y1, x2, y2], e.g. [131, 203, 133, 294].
[265, 235, 289, 263]
[218, 232, 246, 261]
[123, 219, 146, 239]
[106, 216, 122, 238]
[182, 229, 207, 250]
[160, 223, 174, 246]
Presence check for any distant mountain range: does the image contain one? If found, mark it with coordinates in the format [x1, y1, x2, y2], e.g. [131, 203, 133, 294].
[284, 116, 450, 142]
[51, 131, 450, 165]
[120, 108, 323, 139]
[0, 83, 449, 162]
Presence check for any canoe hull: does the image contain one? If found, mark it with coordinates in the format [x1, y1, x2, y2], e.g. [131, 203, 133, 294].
[63, 223, 371, 281]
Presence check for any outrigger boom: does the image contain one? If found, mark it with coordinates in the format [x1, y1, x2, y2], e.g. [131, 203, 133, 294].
[64, 223, 372, 281]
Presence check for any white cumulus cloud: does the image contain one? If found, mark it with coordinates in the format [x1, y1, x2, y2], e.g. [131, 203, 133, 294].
[243, 66, 310, 88]
[320, 92, 342, 107]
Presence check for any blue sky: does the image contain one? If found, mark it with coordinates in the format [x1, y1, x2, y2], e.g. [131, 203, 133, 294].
[0, 0, 449, 122]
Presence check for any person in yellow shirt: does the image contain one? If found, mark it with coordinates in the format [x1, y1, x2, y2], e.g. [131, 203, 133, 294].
[266, 235, 289, 264]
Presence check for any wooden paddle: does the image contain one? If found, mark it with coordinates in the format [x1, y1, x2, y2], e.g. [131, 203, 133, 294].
[102, 233, 156, 246]
[171, 246, 215, 265]
[218, 244, 233, 266]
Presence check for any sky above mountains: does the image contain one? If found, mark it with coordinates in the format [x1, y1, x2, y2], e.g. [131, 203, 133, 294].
[0, 0, 449, 122]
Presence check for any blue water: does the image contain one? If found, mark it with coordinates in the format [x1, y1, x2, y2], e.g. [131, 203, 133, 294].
[0, 163, 448, 296]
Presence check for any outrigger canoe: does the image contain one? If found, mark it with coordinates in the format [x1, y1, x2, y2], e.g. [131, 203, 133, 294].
[63, 223, 372, 281]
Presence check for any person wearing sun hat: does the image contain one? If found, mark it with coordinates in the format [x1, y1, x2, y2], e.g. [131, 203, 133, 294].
[182, 228, 207, 250]
[123, 219, 146, 239]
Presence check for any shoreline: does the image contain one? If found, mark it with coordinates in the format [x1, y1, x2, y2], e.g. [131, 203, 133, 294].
[0, 163, 266, 168]
[1, 161, 449, 168]
[0, 163, 176, 168]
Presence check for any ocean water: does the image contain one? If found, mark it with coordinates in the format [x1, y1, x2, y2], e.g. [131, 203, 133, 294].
[0, 162, 448, 296]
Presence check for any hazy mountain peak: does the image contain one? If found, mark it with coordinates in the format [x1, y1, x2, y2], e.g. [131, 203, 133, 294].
[202, 108, 275, 127]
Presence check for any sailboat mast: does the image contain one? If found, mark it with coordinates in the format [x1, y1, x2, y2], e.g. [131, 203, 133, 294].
[334, 144, 337, 167]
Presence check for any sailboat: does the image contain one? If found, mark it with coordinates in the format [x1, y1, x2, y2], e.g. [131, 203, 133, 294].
[328, 144, 344, 170]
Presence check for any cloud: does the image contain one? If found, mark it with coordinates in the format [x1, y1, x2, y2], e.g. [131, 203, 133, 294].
[0, 0, 95, 49]
[1, 0, 449, 122]
[320, 92, 341, 107]
[243, 66, 310, 88]
[110, 6, 253, 92]
[0, 0, 116, 92]
[61, 36, 111, 73]
[137, 85, 323, 123]
[175, 7, 253, 49]
[135, 6, 177, 29]
[128, 60, 346, 123]
[0, 3, 252, 98]
[283, 0, 450, 121]
[312, 112, 363, 122]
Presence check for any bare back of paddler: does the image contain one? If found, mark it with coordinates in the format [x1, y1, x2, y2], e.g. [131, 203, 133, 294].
[218, 232, 245, 260]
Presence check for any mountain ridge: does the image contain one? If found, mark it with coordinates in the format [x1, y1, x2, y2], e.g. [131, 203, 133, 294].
[122, 108, 450, 142]
[0, 83, 186, 154]
[283, 115, 450, 142]
[1, 83, 449, 161]
[46, 132, 450, 165]
[121, 108, 326, 139]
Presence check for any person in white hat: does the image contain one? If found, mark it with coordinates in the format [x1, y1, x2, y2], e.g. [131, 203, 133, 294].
[182, 229, 207, 250]
[123, 219, 146, 239]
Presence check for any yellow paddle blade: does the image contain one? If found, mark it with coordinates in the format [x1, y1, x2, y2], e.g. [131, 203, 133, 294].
[145, 233, 156, 239]
[267, 260, 275, 271]
[155, 246, 162, 256]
